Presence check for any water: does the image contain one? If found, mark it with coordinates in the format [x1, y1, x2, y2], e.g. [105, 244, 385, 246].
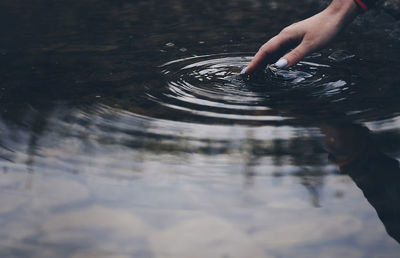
[1, 0, 400, 257]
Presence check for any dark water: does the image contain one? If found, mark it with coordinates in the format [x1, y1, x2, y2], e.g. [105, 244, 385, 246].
[1, 0, 400, 257]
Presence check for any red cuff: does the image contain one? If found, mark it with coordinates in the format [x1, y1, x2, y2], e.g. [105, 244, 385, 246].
[354, 0, 368, 12]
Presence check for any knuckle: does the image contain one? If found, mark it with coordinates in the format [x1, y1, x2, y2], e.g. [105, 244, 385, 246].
[258, 44, 268, 53]
[301, 39, 313, 48]
[267, 36, 279, 46]
[280, 23, 297, 35]
[279, 27, 291, 36]
[289, 50, 302, 61]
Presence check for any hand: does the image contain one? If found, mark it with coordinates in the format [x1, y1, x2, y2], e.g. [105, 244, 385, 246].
[243, 0, 360, 74]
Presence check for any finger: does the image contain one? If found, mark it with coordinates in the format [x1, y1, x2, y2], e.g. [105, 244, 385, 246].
[274, 41, 313, 68]
[242, 36, 289, 74]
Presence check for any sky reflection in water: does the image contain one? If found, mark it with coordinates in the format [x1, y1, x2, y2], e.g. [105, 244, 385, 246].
[1, 0, 400, 257]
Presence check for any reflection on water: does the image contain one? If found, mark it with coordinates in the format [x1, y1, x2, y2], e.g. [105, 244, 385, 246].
[1, 0, 400, 257]
[155, 53, 347, 124]
[3, 107, 400, 257]
[155, 52, 400, 125]
[322, 123, 400, 244]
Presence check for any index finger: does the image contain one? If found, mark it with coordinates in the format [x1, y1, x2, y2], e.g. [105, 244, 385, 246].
[242, 35, 290, 74]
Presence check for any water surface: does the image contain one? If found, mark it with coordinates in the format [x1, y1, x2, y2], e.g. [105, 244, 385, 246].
[1, 0, 400, 257]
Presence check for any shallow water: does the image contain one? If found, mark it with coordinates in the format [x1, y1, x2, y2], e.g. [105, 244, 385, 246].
[1, 0, 400, 257]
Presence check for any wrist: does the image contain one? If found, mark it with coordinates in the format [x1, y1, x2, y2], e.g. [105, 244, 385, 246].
[325, 0, 360, 25]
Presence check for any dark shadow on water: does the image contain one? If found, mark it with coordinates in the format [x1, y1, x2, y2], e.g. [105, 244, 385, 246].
[321, 123, 400, 244]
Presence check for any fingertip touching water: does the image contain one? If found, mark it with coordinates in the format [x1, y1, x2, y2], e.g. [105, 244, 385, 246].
[152, 49, 399, 126]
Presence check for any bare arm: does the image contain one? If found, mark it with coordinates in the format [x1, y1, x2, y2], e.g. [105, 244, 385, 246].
[243, 0, 360, 74]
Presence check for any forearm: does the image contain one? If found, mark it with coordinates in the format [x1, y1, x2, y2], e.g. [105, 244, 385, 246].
[324, 0, 360, 28]
[243, 0, 368, 73]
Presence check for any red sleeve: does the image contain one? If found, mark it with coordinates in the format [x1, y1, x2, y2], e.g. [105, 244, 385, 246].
[354, 0, 377, 12]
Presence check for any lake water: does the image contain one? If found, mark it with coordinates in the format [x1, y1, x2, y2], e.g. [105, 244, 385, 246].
[1, 0, 400, 257]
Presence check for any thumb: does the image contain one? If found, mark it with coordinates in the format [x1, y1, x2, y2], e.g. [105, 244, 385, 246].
[274, 42, 311, 68]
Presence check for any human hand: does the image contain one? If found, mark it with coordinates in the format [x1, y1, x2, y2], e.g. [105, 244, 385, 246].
[242, 0, 359, 74]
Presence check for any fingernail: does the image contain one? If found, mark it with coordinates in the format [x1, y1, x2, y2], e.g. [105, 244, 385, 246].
[275, 59, 288, 68]
[240, 66, 247, 75]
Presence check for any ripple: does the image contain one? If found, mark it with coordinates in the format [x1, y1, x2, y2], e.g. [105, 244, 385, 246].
[144, 53, 400, 125]
[148, 53, 349, 124]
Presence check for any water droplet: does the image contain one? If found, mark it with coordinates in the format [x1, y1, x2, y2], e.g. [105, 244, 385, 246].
[328, 50, 355, 62]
